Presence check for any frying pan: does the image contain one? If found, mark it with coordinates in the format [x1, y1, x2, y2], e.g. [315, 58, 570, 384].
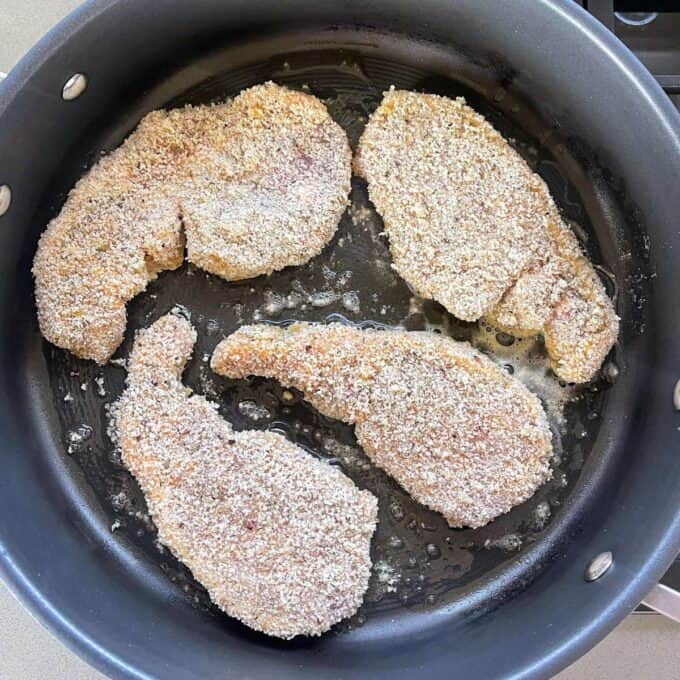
[0, 0, 679, 678]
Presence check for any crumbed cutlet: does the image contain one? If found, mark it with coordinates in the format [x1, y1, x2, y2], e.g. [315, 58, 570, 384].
[33, 82, 351, 363]
[212, 323, 553, 529]
[112, 314, 377, 639]
[355, 88, 618, 383]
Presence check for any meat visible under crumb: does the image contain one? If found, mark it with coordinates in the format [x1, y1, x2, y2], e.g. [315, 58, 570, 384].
[355, 88, 618, 383]
[33, 82, 351, 364]
[211, 323, 553, 529]
[112, 314, 377, 639]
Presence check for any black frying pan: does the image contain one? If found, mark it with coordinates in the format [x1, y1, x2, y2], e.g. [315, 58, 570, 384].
[0, 1, 678, 678]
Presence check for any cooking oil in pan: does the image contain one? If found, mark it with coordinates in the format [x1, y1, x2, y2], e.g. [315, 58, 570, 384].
[44, 50, 616, 630]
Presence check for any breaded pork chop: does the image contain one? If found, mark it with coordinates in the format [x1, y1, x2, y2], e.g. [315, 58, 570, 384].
[33, 82, 351, 363]
[355, 89, 618, 383]
[212, 323, 553, 529]
[354, 89, 553, 323]
[112, 314, 377, 639]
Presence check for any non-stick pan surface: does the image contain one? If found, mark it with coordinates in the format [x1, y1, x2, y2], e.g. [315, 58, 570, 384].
[0, 2, 678, 679]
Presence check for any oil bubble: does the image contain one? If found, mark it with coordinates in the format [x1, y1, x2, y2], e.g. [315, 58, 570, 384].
[426, 544, 441, 559]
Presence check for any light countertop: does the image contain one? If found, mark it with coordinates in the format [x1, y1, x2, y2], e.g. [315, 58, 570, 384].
[0, 1, 678, 678]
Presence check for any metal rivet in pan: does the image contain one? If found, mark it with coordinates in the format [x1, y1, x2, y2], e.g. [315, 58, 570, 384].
[674, 380, 680, 411]
[0, 185, 11, 217]
[585, 551, 613, 582]
[62, 73, 87, 101]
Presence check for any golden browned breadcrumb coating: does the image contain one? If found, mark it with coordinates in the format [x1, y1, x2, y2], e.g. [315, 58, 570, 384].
[486, 212, 619, 383]
[354, 89, 553, 322]
[183, 82, 351, 280]
[212, 323, 553, 529]
[33, 82, 351, 363]
[112, 314, 377, 639]
[32, 108, 188, 363]
[355, 89, 618, 383]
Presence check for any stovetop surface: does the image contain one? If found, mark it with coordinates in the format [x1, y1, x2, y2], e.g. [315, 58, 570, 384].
[578, 2, 680, 106]
[616, 15, 680, 98]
